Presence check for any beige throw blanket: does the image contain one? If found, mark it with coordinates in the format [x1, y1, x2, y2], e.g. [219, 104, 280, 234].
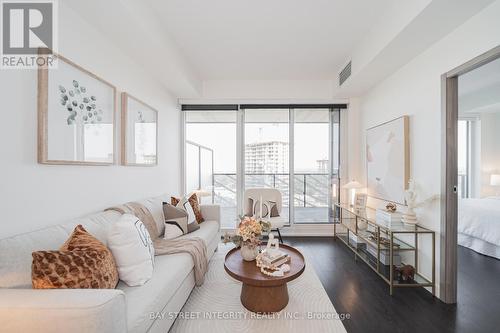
[105, 202, 208, 286]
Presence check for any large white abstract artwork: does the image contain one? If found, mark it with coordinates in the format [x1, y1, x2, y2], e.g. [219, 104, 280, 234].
[366, 116, 409, 204]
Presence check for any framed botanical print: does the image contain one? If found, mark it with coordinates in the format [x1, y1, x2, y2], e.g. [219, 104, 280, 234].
[121, 93, 158, 166]
[38, 53, 116, 165]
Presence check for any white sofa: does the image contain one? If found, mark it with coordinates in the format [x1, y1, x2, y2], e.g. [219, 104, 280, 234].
[0, 194, 221, 333]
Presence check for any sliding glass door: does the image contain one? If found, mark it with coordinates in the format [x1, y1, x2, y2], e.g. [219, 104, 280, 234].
[244, 109, 290, 223]
[294, 109, 332, 223]
[183, 106, 341, 229]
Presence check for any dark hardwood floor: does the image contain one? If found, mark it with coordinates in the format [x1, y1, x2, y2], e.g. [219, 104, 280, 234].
[283, 237, 500, 333]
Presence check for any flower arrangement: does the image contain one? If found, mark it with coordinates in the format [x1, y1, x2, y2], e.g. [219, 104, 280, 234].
[223, 216, 271, 249]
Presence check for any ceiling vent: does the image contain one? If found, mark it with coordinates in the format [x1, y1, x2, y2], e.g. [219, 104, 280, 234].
[339, 61, 352, 86]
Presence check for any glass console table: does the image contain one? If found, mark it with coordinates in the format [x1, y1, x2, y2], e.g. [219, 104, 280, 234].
[334, 203, 435, 295]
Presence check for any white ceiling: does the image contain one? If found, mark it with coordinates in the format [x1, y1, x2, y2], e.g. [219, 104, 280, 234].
[146, 0, 397, 80]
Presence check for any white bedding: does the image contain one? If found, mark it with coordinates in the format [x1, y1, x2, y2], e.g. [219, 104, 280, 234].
[458, 197, 500, 258]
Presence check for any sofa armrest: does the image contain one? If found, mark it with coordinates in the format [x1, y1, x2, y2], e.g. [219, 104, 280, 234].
[0, 289, 126, 333]
[201, 204, 220, 226]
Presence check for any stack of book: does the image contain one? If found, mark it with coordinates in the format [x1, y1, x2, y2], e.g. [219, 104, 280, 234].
[376, 209, 403, 228]
[366, 246, 401, 265]
[260, 250, 290, 267]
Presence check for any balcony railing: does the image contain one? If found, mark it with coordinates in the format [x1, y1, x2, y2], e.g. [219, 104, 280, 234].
[207, 173, 340, 227]
[211, 173, 334, 208]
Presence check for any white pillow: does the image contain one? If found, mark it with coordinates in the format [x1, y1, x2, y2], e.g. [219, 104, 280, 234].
[176, 197, 196, 223]
[164, 217, 187, 239]
[107, 214, 155, 286]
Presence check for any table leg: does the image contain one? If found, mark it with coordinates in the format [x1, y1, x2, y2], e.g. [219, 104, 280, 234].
[241, 283, 289, 313]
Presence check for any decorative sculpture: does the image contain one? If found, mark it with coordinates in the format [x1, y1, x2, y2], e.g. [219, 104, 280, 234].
[395, 265, 415, 282]
[266, 234, 280, 258]
[385, 202, 397, 213]
[402, 179, 418, 225]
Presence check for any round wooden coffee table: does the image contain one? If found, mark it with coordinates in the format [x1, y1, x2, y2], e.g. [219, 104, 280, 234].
[224, 244, 305, 313]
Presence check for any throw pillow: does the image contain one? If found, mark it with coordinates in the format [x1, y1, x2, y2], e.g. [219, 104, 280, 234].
[60, 224, 109, 251]
[268, 200, 280, 217]
[245, 197, 254, 217]
[32, 249, 118, 289]
[171, 194, 205, 224]
[171, 196, 180, 206]
[32, 224, 118, 289]
[253, 199, 270, 218]
[163, 202, 200, 238]
[188, 193, 205, 223]
[107, 214, 155, 286]
[187, 220, 201, 233]
[164, 219, 185, 239]
[163, 202, 189, 239]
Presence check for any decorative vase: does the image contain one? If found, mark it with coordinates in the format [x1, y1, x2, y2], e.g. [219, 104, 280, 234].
[240, 244, 258, 261]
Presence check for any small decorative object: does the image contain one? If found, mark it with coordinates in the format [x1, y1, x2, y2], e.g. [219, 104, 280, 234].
[256, 250, 291, 277]
[354, 193, 367, 210]
[223, 216, 271, 261]
[402, 179, 418, 226]
[366, 230, 400, 249]
[121, 93, 158, 166]
[385, 202, 397, 213]
[38, 53, 116, 165]
[265, 233, 280, 258]
[395, 264, 415, 283]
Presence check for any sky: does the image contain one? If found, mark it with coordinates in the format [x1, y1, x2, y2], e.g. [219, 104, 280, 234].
[186, 122, 330, 173]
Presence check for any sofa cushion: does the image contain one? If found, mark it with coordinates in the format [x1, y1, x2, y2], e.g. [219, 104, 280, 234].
[119, 252, 193, 333]
[179, 220, 219, 248]
[118, 219, 219, 332]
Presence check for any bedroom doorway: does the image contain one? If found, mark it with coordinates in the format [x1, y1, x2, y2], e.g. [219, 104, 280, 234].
[441, 45, 500, 304]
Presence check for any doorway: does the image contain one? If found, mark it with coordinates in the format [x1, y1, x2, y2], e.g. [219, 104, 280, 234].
[441, 45, 500, 304]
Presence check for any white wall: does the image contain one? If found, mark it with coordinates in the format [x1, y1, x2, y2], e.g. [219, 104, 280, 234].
[349, 0, 500, 297]
[0, 3, 181, 239]
[480, 113, 500, 196]
[202, 80, 335, 100]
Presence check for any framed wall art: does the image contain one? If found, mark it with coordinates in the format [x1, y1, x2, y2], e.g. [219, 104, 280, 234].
[366, 115, 409, 204]
[38, 53, 116, 165]
[121, 93, 158, 166]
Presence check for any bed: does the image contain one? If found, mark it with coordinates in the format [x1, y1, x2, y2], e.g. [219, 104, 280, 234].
[458, 197, 500, 259]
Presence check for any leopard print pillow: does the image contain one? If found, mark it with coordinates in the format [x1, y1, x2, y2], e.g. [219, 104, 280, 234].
[31, 225, 119, 289]
[188, 193, 205, 224]
[32, 249, 117, 289]
[171, 196, 180, 206]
